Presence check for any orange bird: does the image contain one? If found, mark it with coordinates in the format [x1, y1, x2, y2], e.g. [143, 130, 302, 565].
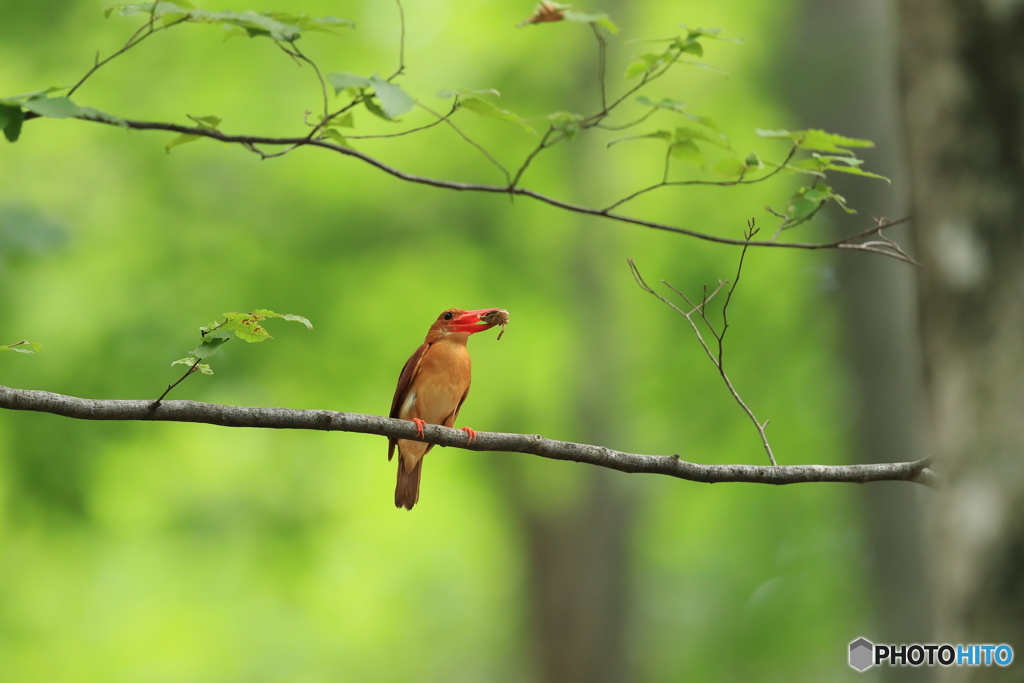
[388, 308, 507, 510]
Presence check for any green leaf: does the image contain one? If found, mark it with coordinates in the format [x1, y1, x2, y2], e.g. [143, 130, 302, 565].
[363, 97, 390, 121]
[670, 139, 703, 168]
[369, 74, 415, 120]
[192, 337, 228, 358]
[323, 129, 350, 147]
[328, 72, 371, 94]
[0, 105, 23, 142]
[635, 95, 685, 111]
[744, 152, 762, 168]
[563, 10, 619, 33]
[436, 88, 500, 99]
[460, 96, 534, 133]
[679, 38, 702, 57]
[673, 125, 729, 149]
[22, 97, 80, 119]
[107, 5, 351, 42]
[625, 52, 669, 78]
[171, 357, 197, 367]
[711, 157, 745, 178]
[0, 87, 66, 105]
[325, 111, 353, 128]
[823, 164, 890, 182]
[606, 129, 673, 148]
[188, 114, 221, 129]
[0, 341, 42, 354]
[78, 106, 129, 129]
[165, 133, 202, 152]
[197, 363, 213, 375]
[756, 128, 874, 154]
[219, 312, 271, 343]
[251, 309, 314, 330]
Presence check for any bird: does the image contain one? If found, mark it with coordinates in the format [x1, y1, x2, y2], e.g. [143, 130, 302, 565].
[388, 307, 508, 510]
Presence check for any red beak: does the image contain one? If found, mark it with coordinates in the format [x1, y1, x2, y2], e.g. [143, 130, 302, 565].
[449, 308, 504, 333]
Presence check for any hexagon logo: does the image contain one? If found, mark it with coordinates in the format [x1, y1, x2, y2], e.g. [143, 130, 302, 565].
[849, 637, 874, 671]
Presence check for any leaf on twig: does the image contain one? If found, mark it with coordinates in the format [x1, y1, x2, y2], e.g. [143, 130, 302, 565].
[164, 114, 221, 151]
[635, 96, 719, 131]
[757, 128, 873, 154]
[328, 72, 371, 93]
[0, 341, 43, 354]
[0, 104, 24, 142]
[0, 92, 124, 142]
[105, 4, 352, 42]
[369, 73, 414, 120]
[459, 95, 534, 133]
[711, 152, 763, 179]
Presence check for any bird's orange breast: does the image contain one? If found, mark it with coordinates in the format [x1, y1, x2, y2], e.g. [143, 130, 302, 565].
[396, 338, 473, 462]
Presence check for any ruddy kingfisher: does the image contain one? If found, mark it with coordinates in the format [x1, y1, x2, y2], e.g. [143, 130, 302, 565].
[388, 308, 508, 510]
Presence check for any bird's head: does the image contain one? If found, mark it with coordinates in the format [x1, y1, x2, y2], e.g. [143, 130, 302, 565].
[425, 308, 508, 343]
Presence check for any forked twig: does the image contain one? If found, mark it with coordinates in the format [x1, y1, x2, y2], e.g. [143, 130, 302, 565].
[630, 220, 777, 466]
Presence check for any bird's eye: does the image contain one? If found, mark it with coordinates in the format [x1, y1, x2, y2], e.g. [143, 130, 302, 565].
[443, 312, 454, 321]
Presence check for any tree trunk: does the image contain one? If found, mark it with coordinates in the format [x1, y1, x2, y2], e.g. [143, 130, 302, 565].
[899, 0, 1024, 677]
[784, 3, 933, 680]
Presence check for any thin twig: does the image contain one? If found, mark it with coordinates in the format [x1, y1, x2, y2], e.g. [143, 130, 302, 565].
[68, 14, 187, 97]
[630, 222, 778, 466]
[388, 0, 406, 81]
[592, 23, 608, 111]
[348, 103, 457, 139]
[153, 362, 199, 407]
[510, 128, 557, 189]
[287, 41, 330, 121]
[420, 102, 511, 184]
[595, 108, 657, 131]
[602, 145, 799, 213]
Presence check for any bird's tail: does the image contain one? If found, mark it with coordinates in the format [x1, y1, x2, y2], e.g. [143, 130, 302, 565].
[394, 456, 423, 510]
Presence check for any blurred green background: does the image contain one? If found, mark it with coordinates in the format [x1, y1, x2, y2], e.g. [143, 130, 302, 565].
[0, 0, 879, 680]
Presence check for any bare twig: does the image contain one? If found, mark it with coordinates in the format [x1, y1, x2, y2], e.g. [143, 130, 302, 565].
[153, 361, 200, 407]
[603, 146, 799, 213]
[630, 221, 777, 465]
[0, 385, 938, 487]
[420, 102, 512, 184]
[348, 103, 457, 139]
[388, 0, 406, 81]
[592, 23, 608, 111]
[285, 41, 330, 121]
[68, 14, 188, 97]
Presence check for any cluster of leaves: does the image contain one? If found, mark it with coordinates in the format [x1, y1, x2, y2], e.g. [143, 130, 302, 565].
[758, 129, 887, 230]
[327, 73, 414, 123]
[0, 340, 42, 355]
[625, 28, 731, 79]
[3, 0, 890, 243]
[104, 2, 352, 41]
[0, 89, 125, 143]
[172, 310, 312, 376]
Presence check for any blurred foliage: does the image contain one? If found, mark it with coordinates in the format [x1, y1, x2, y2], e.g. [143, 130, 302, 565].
[0, 0, 876, 680]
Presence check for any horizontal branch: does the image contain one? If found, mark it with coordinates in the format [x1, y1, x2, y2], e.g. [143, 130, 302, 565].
[0, 385, 938, 487]
[36, 113, 913, 261]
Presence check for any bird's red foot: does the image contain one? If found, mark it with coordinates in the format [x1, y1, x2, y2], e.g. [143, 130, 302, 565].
[412, 418, 427, 439]
[460, 426, 477, 444]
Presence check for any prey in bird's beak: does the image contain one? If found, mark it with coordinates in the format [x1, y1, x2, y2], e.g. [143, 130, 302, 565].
[447, 308, 510, 338]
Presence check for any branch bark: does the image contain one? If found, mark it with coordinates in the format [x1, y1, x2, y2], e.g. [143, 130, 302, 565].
[0, 385, 937, 487]
[34, 113, 914, 262]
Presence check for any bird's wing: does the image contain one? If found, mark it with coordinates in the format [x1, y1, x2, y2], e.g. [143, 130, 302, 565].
[388, 342, 430, 461]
